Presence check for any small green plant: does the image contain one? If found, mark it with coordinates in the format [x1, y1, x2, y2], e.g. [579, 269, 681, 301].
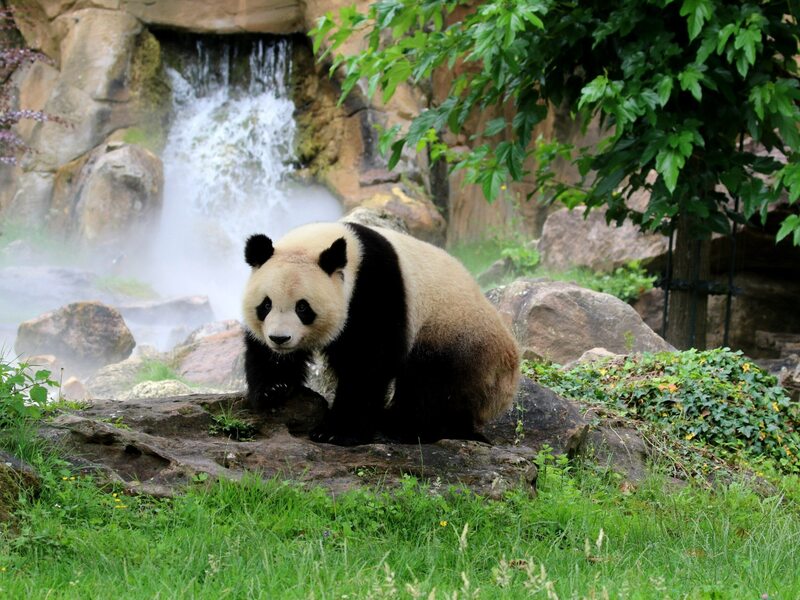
[558, 260, 656, 302]
[208, 409, 257, 441]
[525, 348, 800, 473]
[135, 359, 181, 384]
[98, 416, 130, 430]
[0, 360, 58, 429]
[499, 242, 540, 274]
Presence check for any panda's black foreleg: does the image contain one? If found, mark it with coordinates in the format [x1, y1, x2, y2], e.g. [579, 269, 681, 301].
[243, 333, 311, 409]
[309, 372, 392, 446]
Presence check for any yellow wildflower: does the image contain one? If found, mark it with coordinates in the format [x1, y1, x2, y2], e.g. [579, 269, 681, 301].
[439, 520, 448, 527]
[742, 363, 751, 372]
[685, 432, 695, 441]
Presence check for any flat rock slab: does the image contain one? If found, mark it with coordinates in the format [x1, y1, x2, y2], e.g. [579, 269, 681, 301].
[39, 379, 591, 498]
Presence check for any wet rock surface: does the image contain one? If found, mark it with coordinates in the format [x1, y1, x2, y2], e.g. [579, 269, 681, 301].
[37, 378, 601, 498]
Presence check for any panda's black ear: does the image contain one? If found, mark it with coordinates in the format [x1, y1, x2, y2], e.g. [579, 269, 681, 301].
[245, 234, 274, 268]
[318, 237, 347, 275]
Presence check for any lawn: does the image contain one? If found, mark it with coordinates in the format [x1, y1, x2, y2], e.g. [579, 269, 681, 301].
[1, 454, 798, 599]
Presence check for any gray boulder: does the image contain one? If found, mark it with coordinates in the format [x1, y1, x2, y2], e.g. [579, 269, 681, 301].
[15, 301, 136, 375]
[173, 320, 245, 390]
[488, 279, 673, 364]
[538, 207, 667, 273]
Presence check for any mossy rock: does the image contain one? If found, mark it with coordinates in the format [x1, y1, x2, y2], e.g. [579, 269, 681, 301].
[128, 30, 171, 153]
[0, 451, 40, 522]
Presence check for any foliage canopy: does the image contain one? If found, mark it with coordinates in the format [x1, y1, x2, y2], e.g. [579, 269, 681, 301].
[313, 0, 800, 242]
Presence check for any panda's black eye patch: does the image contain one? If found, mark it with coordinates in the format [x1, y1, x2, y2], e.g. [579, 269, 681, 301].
[295, 299, 316, 325]
[256, 297, 272, 321]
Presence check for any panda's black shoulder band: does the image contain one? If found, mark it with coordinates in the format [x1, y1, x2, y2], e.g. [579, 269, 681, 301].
[245, 234, 274, 267]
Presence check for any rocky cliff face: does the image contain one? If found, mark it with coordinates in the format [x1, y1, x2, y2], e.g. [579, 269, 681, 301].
[3, 0, 445, 248]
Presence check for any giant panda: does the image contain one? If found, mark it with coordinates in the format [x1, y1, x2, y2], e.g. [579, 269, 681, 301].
[242, 221, 520, 446]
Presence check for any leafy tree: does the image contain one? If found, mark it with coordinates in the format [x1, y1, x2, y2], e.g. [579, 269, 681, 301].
[313, 0, 800, 348]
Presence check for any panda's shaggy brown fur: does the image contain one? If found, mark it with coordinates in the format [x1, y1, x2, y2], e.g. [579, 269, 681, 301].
[242, 221, 519, 445]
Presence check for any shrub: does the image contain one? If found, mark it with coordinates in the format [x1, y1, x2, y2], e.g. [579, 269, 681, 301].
[559, 260, 656, 303]
[524, 348, 800, 473]
[0, 359, 58, 429]
[500, 242, 540, 274]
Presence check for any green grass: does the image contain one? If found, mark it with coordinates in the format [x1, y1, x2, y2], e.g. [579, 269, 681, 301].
[2, 358, 800, 598]
[1, 452, 799, 599]
[94, 276, 158, 300]
[449, 239, 509, 276]
[135, 359, 183, 384]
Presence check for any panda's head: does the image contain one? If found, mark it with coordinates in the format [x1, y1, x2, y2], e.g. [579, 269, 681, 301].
[242, 226, 354, 353]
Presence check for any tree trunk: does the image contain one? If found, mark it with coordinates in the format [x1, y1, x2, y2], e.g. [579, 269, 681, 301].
[665, 218, 710, 350]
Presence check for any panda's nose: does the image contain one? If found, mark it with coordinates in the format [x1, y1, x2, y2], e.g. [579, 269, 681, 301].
[269, 334, 291, 345]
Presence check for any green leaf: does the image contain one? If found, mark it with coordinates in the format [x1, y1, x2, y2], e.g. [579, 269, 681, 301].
[734, 26, 761, 67]
[387, 139, 405, 170]
[655, 148, 686, 193]
[776, 214, 800, 246]
[680, 0, 712, 41]
[482, 168, 506, 201]
[656, 76, 673, 106]
[678, 66, 703, 101]
[716, 23, 737, 54]
[579, 75, 610, 109]
[377, 124, 402, 156]
[777, 162, 800, 203]
[382, 60, 413, 103]
[483, 117, 507, 137]
[29, 384, 47, 404]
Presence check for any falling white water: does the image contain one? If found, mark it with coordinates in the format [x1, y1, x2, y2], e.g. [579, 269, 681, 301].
[146, 38, 342, 334]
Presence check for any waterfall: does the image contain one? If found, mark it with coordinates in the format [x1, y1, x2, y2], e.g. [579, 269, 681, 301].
[147, 36, 342, 333]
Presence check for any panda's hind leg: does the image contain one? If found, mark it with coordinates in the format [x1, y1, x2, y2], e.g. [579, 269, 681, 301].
[381, 344, 488, 443]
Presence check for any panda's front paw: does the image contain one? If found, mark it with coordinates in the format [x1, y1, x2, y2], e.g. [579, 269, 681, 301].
[249, 383, 294, 409]
[309, 422, 373, 446]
